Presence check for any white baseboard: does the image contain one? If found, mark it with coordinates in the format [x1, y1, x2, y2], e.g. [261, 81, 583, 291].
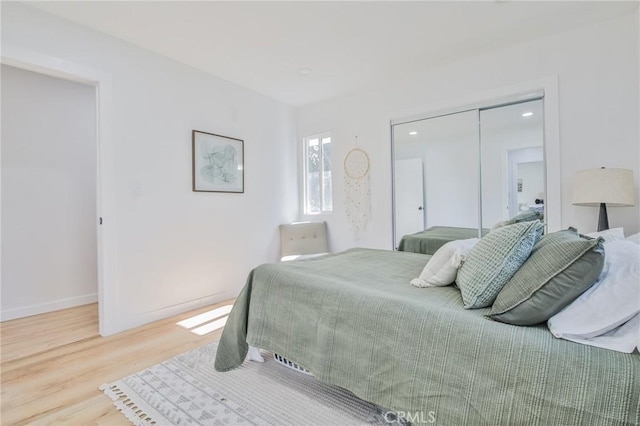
[1, 293, 98, 322]
[106, 290, 238, 336]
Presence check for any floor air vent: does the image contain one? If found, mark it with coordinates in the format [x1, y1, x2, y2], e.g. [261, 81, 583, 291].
[273, 353, 313, 375]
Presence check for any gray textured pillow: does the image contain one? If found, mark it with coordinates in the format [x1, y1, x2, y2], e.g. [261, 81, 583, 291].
[488, 228, 605, 326]
[457, 220, 543, 309]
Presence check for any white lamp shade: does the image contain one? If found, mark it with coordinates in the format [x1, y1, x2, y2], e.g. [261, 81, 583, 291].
[572, 168, 635, 207]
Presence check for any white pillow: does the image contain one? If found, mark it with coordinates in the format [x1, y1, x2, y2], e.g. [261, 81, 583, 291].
[549, 314, 639, 354]
[586, 227, 625, 243]
[547, 240, 640, 352]
[410, 238, 479, 287]
[626, 232, 640, 245]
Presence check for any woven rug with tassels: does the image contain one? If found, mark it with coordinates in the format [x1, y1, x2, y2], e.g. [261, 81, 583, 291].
[100, 341, 407, 425]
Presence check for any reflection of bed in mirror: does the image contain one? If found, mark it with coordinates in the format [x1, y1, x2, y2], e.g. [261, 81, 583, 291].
[398, 207, 544, 255]
[392, 96, 546, 251]
[398, 225, 488, 255]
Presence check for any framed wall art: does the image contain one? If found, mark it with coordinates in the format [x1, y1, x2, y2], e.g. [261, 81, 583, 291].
[192, 130, 244, 193]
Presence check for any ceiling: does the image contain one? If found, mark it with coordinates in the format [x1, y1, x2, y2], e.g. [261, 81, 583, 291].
[27, 1, 639, 107]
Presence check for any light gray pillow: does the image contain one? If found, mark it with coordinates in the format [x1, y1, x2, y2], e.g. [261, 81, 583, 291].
[492, 210, 544, 230]
[626, 232, 640, 245]
[506, 209, 544, 225]
[457, 220, 543, 309]
[488, 228, 605, 326]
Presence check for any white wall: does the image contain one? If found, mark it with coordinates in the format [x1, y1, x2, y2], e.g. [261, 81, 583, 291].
[1, 3, 298, 334]
[1, 64, 97, 320]
[298, 10, 640, 250]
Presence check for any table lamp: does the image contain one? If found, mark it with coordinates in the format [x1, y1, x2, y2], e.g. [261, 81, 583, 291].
[572, 167, 635, 231]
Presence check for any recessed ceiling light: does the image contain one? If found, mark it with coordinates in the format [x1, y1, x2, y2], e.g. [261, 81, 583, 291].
[522, 112, 533, 117]
[409, 131, 418, 135]
[298, 67, 312, 76]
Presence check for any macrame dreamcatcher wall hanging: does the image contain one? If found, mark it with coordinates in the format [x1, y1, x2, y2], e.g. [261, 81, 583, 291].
[344, 137, 371, 237]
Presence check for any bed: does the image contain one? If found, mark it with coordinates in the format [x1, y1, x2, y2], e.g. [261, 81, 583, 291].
[215, 248, 640, 425]
[398, 226, 489, 255]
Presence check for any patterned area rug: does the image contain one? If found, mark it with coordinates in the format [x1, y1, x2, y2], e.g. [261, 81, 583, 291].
[100, 341, 406, 425]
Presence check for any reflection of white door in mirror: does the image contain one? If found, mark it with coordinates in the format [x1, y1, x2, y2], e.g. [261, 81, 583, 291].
[394, 158, 424, 248]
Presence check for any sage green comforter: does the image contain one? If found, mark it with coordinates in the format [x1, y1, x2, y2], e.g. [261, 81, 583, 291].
[215, 248, 640, 425]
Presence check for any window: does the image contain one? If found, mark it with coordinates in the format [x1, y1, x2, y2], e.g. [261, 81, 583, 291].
[303, 133, 332, 214]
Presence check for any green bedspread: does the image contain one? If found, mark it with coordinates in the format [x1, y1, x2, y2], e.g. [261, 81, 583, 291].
[215, 248, 640, 425]
[398, 226, 489, 255]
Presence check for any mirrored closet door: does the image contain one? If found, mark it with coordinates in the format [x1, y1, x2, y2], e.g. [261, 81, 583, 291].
[392, 110, 480, 248]
[392, 97, 545, 250]
[480, 99, 544, 229]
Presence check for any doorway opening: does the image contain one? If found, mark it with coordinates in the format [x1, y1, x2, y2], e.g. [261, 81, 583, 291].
[1, 65, 98, 335]
[1, 45, 116, 336]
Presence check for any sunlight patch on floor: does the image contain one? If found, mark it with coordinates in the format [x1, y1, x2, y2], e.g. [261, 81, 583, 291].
[191, 316, 229, 336]
[176, 305, 232, 335]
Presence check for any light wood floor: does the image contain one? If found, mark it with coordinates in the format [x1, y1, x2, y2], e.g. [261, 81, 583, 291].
[1, 300, 233, 425]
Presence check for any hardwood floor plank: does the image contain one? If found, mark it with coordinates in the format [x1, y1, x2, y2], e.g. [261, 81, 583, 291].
[30, 394, 128, 426]
[0, 299, 234, 424]
[1, 304, 98, 362]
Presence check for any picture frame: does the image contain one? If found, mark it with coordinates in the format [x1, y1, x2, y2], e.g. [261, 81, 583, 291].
[192, 130, 244, 193]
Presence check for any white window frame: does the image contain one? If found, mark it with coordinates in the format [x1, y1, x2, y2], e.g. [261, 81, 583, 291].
[302, 132, 332, 215]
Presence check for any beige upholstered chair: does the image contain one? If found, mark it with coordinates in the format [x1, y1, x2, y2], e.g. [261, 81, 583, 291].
[279, 221, 329, 261]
